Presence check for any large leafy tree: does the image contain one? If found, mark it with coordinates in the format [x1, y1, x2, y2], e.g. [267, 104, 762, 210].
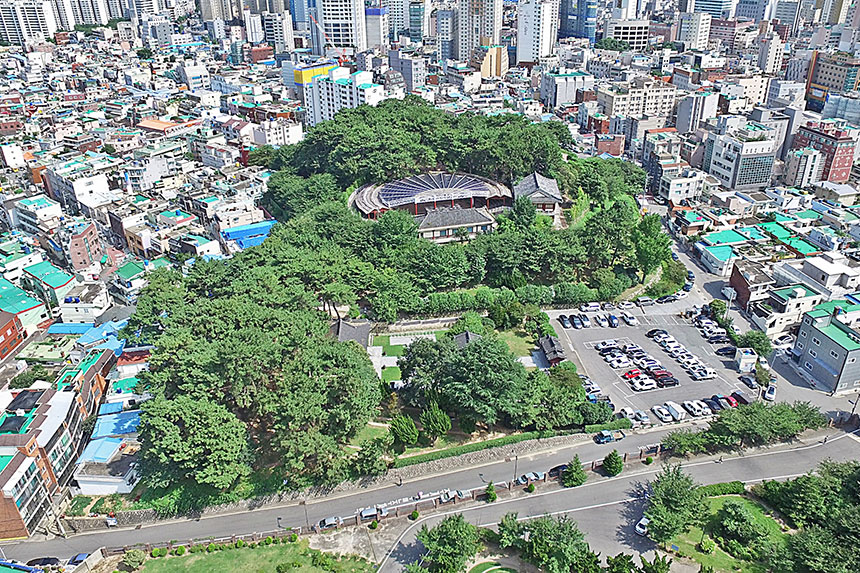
[633, 214, 672, 283]
[138, 396, 250, 490]
[263, 172, 341, 221]
[645, 464, 706, 544]
[416, 514, 482, 573]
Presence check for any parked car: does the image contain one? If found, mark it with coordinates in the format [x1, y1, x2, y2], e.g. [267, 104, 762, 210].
[602, 301, 615, 310]
[517, 472, 546, 484]
[623, 369, 642, 380]
[687, 270, 695, 281]
[27, 558, 61, 567]
[708, 335, 732, 344]
[683, 400, 704, 416]
[621, 312, 639, 326]
[675, 291, 688, 300]
[656, 295, 678, 304]
[651, 405, 673, 423]
[618, 301, 635, 310]
[634, 516, 650, 536]
[618, 407, 636, 420]
[607, 314, 620, 327]
[716, 346, 736, 357]
[671, 252, 679, 261]
[656, 376, 679, 388]
[595, 314, 609, 327]
[764, 384, 777, 401]
[739, 374, 759, 390]
[609, 357, 632, 369]
[359, 506, 391, 519]
[595, 430, 626, 444]
[731, 390, 752, 405]
[548, 464, 569, 478]
[702, 397, 722, 412]
[558, 314, 572, 328]
[637, 296, 656, 307]
[571, 315, 583, 329]
[631, 378, 658, 391]
[634, 410, 651, 424]
[319, 516, 343, 530]
[682, 282, 694, 292]
[580, 302, 601, 312]
[774, 334, 794, 348]
[646, 328, 667, 338]
[692, 399, 712, 416]
[664, 401, 687, 421]
[69, 554, 89, 568]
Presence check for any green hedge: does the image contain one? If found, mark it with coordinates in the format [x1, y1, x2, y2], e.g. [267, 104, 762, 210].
[699, 481, 746, 497]
[585, 419, 633, 433]
[393, 430, 565, 468]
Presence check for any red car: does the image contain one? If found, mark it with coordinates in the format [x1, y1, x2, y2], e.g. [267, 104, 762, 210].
[651, 370, 672, 379]
[623, 369, 642, 380]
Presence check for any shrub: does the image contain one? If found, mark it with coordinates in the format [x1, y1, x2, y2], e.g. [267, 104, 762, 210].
[699, 481, 745, 497]
[410, 510, 419, 520]
[698, 537, 716, 554]
[392, 430, 565, 468]
[603, 450, 624, 476]
[264, 536, 273, 545]
[561, 455, 588, 487]
[644, 456, 654, 465]
[235, 539, 245, 548]
[485, 483, 497, 502]
[173, 545, 186, 556]
[585, 418, 633, 433]
[311, 552, 335, 569]
[207, 543, 217, 553]
[122, 549, 147, 570]
[369, 519, 378, 530]
[289, 533, 298, 542]
[526, 483, 535, 493]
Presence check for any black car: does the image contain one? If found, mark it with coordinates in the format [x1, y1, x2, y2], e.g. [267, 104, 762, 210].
[731, 390, 752, 405]
[656, 377, 679, 388]
[548, 464, 569, 478]
[739, 374, 759, 390]
[682, 282, 694, 292]
[709, 335, 732, 344]
[646, 328, 667, 338]
[599, 346, 621, 356]
[559, 314, 572, 328]
[715, 346, 736, 356]
[27, 558, 62, 567]
[657, 295, 678, 304]
[687, 271, 695, 281]
[671, 252, 679, 261]
[702, 397, 722, 412]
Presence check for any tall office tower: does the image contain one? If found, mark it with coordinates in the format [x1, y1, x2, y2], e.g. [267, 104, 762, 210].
[199, 0, 236, 21]
[821, 0, 849, 23]
[757, 33, 783, 74]
[244, 8, 263, 41]
[0, 0, 57, 44]
[613, 0, 639, 18]
[72, 0, 109, 25]
[105, 0, 122, 18]
[558, 0, 595, 42]
[516, 0, 558, 63]
[456, 0, 501, 60]
[735, 0, 774, 21]
[382, 0, 408, 37]
[408, 0, 424, 41]
[365, 5, 388, 47]
[774, 0, 799, 33]
[311, 0, 366, 55]
[436, 6, 456, 59]
[677, 11, 710, 50]
[694, 0, 733, 18]
[290, 0, 306, 27]
[249, 0, 283, 13]
[262, 11, 294, 51]
[678, 0, 694, 10]
[558, 0, 573, 36]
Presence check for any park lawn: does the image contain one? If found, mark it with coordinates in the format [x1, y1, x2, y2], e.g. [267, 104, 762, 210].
[140, 542, 372, 573]
[402, 432, 468, 456]
[670, 495, 786, 573]
[381, 366, 401, 383]
[349, 423, 389, 446]
[497, 329, 535, 358]
[371, 335, 404, 357]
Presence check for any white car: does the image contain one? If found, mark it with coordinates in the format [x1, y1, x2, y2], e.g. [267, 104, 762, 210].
[683, 400, 703, 416]
[622, 312, 639, 326]
[632, 378, 658, 391]
[653, 332, 670, 343]
[659, 337, 678, 347]
[618, 301, 635, 310]
[595, 340, 618, 351]
[651, 405, 673, 423]
[618, 407, 636, 420]
[675, 291, 688, 299]
[693, 399, 712, 416]
[604, 351, 625, 362]
[634, 410, 651, 424]
[609, 357, 632, 369]
[623, 343, 643, 354]
[764, 384, 777, 401]
[773, 334, 794, 348]
[595, 315, 609, 328]
[635, 516, 650, 536]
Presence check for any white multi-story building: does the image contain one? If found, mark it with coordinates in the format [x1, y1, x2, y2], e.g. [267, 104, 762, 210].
[539, 68, 595, 107]
[312, 0, 367, 56]
[14, 195, 62, 235]
[252, 118, 304, 146]
[199, 0, 236, 21]
[306, 67, 386, 126]
[262, 11, 293, 52]
[676, 91, 719, 133]
[596, 76, 676, 118]
[783, 147, 823, 188]
[243, 9, 264, 42]
[678, 11, 710, 50]
[703, 122, 777, 190]
[659, 167, 717, 202]
[767, 79, 805, 107]
[757, 33, 783, 75]
[456, 0, 501, 60]
[365, 5, 388, 48]
[516, 0, 558, 64]
[177, 64, 211, 90]
[604, 19, 649, 52]
[0, 0, 57, 45]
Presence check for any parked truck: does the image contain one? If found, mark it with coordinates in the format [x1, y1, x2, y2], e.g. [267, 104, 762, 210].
[594, 429, 626, 444]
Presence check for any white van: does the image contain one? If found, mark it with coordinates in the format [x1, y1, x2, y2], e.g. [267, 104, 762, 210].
[580, 302, 601, 312]
[663, 401, 687, 421]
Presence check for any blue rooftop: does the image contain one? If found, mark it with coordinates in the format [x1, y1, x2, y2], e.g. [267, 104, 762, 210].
[77, 437, 123, 464]
[92, 410, 140, 439]
[98, 402, 123, 416]
[221, 220, 277, 250]
[77, 320, 128, 347]
[47, 323, 94, 335]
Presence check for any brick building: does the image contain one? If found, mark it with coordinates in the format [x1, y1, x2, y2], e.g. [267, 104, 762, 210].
[792, 120, 859, 184]
[0, 312, 24, 360]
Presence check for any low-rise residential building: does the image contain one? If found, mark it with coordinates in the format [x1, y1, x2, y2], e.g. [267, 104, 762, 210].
[0, 311, 25, 361]
[729, 259, 775, 311]
[0, 279, 48, 335]
[513, 172, 563, 215]
[306, 67, 387, 127]
[750, 284, 824, 336]
[21, 261, 76, 307]
[791, 302, 860, 392]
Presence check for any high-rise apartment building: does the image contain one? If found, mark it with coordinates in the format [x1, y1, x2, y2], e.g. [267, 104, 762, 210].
[0, 0, 57, 45]
[262, 11, 294, 52]
[408, 0, 424, 41]
[200, 0, 237, 22]
[596, 76, 676, 118]
[773, 0, 800, 33]
[516, 0, 557, 64]
[244, 9, 264, 42]
[249, 0, 284, 13]
[676, 91, 718, 133]
[389, 48, 426, 90]
[783, 147, 823, 188]
[456, 0, 501, 61]
[734, 0, 773, 21]
[306, 66, 386, 126]
[805, 52, 860, 112]
[677, 11, 710, 50]
[792, 120, 858, 184]
[436, 7, 456, 59]
[365, 5, 388, 47]
[757, 34, 783, 75]
[71, 0, 109, 25]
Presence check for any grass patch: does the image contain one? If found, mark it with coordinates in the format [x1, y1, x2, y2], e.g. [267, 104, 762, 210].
[402, 433, 465, 456]
[349, 423, 389, 446]
[496, 329, 535, 358]
[140, 540, 372, 573]
[646, 259, 687, 298]
[66, 496, 92, 517]
[670, 495, 786, 573]
[381, 366, 401, 383]
[90, 493, 124, 515]
[371, 335, 405, 357]
[394, 430, 568, 468]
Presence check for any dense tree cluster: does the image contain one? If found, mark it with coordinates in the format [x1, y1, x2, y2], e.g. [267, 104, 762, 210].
[754, 461, 860, 572]
[397, 337, 607, 431]
[662, 402, 826, 455]
[127, 262, 383, 496]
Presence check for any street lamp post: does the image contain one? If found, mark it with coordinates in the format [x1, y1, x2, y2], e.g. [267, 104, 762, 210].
[512, 455, 518, 483]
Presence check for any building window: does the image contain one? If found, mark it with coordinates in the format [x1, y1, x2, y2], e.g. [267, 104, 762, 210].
[812, 337, 820, 346]
[800, 330, 807, 337]
[849, 357, 857, 364]
[831, 350, 840, 359]
[809, 349, 817, 358]
[804, 361, 813, 370]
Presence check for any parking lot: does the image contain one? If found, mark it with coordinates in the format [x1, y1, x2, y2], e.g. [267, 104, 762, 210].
[546, 307, 755, 423]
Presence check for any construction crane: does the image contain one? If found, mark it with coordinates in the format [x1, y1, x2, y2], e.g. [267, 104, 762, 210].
[308, 13, 348, 65]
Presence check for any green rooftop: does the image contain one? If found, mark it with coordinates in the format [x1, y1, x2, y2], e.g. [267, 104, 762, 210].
[757, 222, 793, 240]
[18, 196, 55, 209]
[23, 261, 74, 290]
[772, 213, 795, 223]
[56, 350, 106, 391]
[112, 377, 138, 394]
[703, 229, 747, 245]
[0, 455, 14, 474]
[772, 284, 818, 301]
[795, 209, 822, 220]
[784, 237, 819, 256]
[817, 321, 860, 351]
[115, 260, 145, 282]
[705, 244, 736, 262]
[0, 278, 43, 315]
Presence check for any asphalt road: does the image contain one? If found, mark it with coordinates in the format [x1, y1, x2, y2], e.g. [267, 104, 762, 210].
[1, 425, 689, 562]
[378, 429, 860, 572]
